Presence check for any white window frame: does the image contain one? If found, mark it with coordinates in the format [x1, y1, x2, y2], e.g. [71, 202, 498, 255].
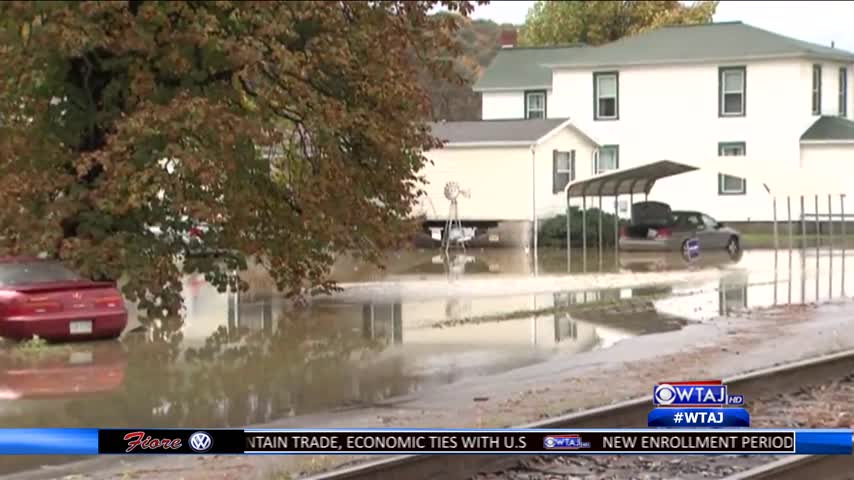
[718, 142, 746, 195]
[556, 151, 573, 176]
[553, 150, 574, 193]
[594, 72, 618, 120]
[720, 67, 745, 116]
[525, 91, 546, 119]
[594, 145, 619, 174]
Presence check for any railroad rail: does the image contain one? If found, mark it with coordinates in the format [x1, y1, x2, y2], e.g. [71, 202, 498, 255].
[304, 348, 854, 480]
[722, 455, 854, 480]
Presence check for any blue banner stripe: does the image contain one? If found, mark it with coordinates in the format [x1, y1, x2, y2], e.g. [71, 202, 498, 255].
[0, 429, 98, 455]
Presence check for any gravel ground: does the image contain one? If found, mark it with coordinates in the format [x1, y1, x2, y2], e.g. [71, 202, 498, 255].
[477, 372, 854, 480]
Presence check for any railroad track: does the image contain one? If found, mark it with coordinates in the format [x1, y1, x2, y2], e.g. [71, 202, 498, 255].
[304, 348, 854, 480]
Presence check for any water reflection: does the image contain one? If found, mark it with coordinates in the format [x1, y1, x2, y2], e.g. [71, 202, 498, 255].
[328, 248, 743, 281]
[0, 248, 850, 476]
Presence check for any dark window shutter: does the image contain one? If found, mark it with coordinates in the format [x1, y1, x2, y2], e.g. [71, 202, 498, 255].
[552, 149, 559, 194]
[570, 151, 576, 181]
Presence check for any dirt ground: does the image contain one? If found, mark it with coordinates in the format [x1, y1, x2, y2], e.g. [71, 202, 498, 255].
[8, 297, 854, 480]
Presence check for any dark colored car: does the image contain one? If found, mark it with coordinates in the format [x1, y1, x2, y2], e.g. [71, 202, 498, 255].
[619, 202, 741, 256]
[0, 258, 127, 341]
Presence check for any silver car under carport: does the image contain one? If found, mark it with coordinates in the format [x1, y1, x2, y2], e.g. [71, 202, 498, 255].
[619, 201, 741, 256]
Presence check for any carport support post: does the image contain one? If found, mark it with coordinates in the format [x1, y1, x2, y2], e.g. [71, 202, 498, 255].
[582, 196, 587, 273]
[815, 195, 820, 246]
[828, 195, 834, 247]
[800, 196, 806, 250]
[841, 195, 846, 296]
[614, 194, 619, 266]
[787, 196, 792, 250]
[598, 195, 603, 270]
[772, 197, 778, 251]
[566, 199, 571, 272]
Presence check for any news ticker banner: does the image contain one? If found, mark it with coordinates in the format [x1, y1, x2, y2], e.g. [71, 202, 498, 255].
[0, 429, 850, 455]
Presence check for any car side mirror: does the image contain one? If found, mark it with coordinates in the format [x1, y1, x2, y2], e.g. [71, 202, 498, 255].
[716, 222, 725, 229]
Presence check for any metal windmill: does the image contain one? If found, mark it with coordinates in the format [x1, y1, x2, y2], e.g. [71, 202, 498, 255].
[442, 181, 471, 255]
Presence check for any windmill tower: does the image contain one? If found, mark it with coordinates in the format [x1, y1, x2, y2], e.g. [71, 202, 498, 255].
[441, 181, 472, 256]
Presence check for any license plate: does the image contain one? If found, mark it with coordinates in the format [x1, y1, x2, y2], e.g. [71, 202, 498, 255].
[69, 351, 93, 364]
[69, 320, 93, 335]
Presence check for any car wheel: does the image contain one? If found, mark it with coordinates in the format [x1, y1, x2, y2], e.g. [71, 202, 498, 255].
[726, 236, 740, 255]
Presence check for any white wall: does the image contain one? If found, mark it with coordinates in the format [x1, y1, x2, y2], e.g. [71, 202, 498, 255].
[810, 61, 853, 118]
[481, 91, 524, 120]
[800, 143, 854, 216]
[419, 125, 596, 222]
[534, 126, 598, 219]
[548, 59, 815, 221]
[419, 146, 531, 221]
[481, 90, 554, 120]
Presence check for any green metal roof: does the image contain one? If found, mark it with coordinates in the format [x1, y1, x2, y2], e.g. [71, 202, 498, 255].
[801, 116, 854, 142]
[475, 22, 854, 91]
[429, 118, 569, 144]
[472, 45, 585, 91]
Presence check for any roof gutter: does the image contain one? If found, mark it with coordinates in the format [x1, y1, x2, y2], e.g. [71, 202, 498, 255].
[800, 139, 854, 145]
[473, 85, 552, 93]
[542, 52, 854, 70]
[440, 141, 536, 148]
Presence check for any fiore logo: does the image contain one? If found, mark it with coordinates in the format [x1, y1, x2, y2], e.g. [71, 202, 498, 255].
[189, 431, 213, 453]
[123, 431, 182, 453]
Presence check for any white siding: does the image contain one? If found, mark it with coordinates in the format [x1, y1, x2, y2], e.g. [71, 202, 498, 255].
[534, 126, 598, 219]
[481, 90, 554, 120]
[810, 61, 853, 117]
[417, 126, 597, 222]
[799, 144, 854, 216]
[549, 59, 814, 221]
[419, 146, 531, 221]
[481, 91, 524, 120]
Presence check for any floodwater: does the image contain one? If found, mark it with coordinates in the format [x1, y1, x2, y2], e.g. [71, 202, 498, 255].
[0, 247, 851, 475]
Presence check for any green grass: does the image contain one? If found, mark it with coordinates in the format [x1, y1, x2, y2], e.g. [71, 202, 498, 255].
[742, 233, 854, 249]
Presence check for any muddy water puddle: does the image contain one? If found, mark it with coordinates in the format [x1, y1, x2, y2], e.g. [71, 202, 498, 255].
[0, 248, 849, 475]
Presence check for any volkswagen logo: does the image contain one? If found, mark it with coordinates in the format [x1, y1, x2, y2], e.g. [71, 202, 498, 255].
[654, 384, 677, 405]
[72, 291, 82, 300]
[188, 431, 213, 453]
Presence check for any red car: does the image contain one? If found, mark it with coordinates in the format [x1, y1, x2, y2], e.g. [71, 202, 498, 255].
[0, 341, 127, 398]
[0, 257, 127, 341]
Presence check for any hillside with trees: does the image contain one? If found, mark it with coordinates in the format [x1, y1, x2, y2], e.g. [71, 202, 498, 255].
[425, 13, 517, 121]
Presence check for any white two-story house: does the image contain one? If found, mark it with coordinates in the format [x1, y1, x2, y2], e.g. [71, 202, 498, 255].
[418, 22, 854, 246]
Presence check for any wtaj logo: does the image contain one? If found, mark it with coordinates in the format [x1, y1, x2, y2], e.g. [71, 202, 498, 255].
[653, 381, 744, 407]
[543, 435, 590, 450]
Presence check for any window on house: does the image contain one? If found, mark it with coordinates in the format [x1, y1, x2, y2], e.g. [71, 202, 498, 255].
[593, 72, 618, 120]
[812, 64, 822, 115]
[552, 150, 575, 193]
[595, 145, 619, 174]
[525, 90, 546, 119]
[717, 142, 746, 195]
[719, 67, 745, 116]
[840, 67, 848, 117]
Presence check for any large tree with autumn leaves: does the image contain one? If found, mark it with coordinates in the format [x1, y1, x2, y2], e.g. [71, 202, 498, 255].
[521, 1, 718, 46]
[0, 1, 476, 314]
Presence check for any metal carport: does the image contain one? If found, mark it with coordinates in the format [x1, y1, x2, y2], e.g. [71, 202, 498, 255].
[562, 158, 848, 273]
[564, 160, 700, 272]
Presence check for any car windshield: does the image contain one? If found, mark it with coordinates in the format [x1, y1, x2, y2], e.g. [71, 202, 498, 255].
[0, 262, 83, 287]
